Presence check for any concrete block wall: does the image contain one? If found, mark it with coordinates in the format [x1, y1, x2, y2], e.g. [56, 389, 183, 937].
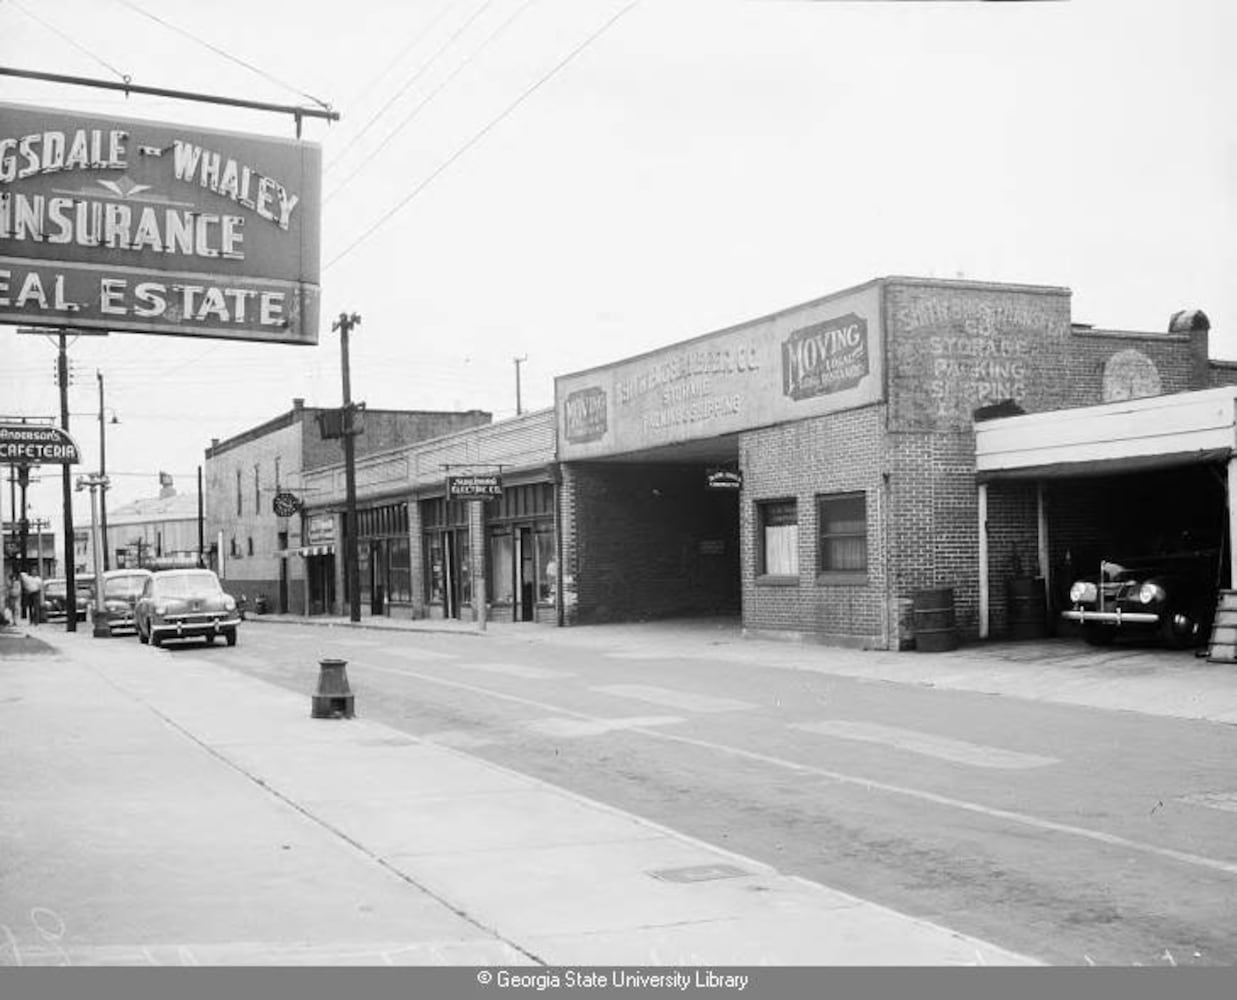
[740, 406, 887, 646]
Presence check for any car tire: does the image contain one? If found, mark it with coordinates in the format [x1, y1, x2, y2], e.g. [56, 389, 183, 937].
[224, 629, 237, 647]
[1081, 623, 1116, 646]
[1161, 611, 1202, 650]
[150, 629, 163, 648]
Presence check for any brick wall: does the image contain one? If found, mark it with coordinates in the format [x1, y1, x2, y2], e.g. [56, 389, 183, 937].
[301, 409, 492, 471]
[740, 406, 888, 646]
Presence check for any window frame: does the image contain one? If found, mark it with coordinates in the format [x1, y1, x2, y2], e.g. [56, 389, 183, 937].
[816, 490, 869, 585]
[755, 497, 800, 584]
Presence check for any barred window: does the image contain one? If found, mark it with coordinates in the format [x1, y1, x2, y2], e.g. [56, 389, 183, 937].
[758, 499, 798, 576]
[817, 492, 867, 573]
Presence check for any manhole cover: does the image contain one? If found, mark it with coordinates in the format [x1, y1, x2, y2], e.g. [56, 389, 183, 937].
[647, 863, 751, 884]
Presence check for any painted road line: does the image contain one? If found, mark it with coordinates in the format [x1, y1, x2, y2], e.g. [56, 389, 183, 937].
[455, 662, 574, 680]
[591, 684, 757, 713]
[375, 646, 457, 662]
[792, 720, 1059, 770]
[1180, 791, 1237, 813]
[352, 660, 1237, 879]
[526, 716, 685, 738]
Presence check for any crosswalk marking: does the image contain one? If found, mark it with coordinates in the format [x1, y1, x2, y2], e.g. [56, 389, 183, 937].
[792, 720, 1059, 770]
[525, 716, 684, 737]
[592, 684, 757, 713]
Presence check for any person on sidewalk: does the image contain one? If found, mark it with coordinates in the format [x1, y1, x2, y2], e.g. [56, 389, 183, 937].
[6, 572, 20, 625]
[20, 570, 43, 625]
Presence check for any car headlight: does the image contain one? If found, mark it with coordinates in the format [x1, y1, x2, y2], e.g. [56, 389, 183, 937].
[1138, 582, 1167, 605]
[223, 595, 236, 612]
[1069, 581, 1097, 603]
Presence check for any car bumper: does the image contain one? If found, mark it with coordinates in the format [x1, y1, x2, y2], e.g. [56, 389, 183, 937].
[1061, 608, 1160, 626]
[149, 616, 242, 639]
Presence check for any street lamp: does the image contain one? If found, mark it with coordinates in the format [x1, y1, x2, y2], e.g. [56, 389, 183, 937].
[97, 371, 119, 571]
[75, 473, 110, 638]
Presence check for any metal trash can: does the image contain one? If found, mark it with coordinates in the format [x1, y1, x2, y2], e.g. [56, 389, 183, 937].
[913, 587, 958, 652]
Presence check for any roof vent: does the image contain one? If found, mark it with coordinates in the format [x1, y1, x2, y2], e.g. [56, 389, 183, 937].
[1169, 309, 1210, 333]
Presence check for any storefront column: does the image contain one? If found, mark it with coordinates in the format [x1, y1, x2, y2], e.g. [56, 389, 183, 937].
[977, 481, 990, 639]
[408, 495, 425, 614]
[1228, 458, 1237, 589]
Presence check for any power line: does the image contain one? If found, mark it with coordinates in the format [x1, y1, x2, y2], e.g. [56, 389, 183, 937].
[326, 0, 642, 271]
[113, 0, 334, 112]
[325, 0, 540, 204]
[7, 0, 130, 81]
[325, 0, 501, 176]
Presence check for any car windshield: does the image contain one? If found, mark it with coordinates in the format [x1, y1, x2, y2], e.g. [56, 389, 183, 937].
[105, 575, 147, 598]
[155, 572, 221, 598]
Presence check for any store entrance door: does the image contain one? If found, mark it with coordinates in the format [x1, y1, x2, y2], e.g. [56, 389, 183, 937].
[515, 526, 535, 621]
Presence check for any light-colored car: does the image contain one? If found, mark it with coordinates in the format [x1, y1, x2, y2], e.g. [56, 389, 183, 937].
[100, 569, 154, 635]
[41, 576, 94, 622]
[134, 569, 240, 647]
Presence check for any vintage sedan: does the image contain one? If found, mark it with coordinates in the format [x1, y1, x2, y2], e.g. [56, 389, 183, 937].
[41, 577, 94, 622]
[99, 568, 153, 635]
[134, 569, 241, 647]
[1061, 552, 1220, 649]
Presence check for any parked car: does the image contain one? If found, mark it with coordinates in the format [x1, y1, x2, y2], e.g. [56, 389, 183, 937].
[99, 568, 154, 635]
[134, 569, 241, 647]
[41, 577, 95, 622]
[1061, 550, 1221, 648]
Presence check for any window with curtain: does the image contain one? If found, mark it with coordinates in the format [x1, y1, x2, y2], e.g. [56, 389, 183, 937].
[536, 529, 556, 602]
[758, 499, 798, 576]
[817, 492, 867, 573]
[489, 530, 514, 604]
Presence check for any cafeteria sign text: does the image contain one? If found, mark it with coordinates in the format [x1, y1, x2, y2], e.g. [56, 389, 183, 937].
[0, 423, 80, 464]
[0, 101, 321, 344]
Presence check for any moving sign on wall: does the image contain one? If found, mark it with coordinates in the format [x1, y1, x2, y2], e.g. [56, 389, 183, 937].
[556, 281, 884, 460]
[0, 102, 321, 344]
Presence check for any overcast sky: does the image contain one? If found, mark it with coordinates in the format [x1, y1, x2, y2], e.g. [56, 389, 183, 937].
[2, 0, 1234, 528]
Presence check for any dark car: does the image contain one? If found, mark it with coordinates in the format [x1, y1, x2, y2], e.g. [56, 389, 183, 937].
[134, 569, 241, 647]
[100, 569, 154, 635]
[1061, 551, 1221, 648]
[41, 577, 95, 622]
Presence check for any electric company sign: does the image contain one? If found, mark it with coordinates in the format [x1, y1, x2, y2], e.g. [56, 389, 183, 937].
[0, 101, 321, 344]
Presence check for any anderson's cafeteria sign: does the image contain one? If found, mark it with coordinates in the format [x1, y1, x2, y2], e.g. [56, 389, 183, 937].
[0, 101, 321, 344]
[0, 423, 80, 464]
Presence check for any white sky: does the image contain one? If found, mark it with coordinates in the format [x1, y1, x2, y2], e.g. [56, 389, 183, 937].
[2, 0, 1235, 529]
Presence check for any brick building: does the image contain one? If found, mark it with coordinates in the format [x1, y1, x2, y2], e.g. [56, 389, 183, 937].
[554, 276, 1230, 647]
[204, 400, 491, 614]
[287, 275, 1231, 649]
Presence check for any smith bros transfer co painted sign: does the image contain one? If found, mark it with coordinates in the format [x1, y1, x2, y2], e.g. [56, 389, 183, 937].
[556, 281, 883, 460]
[0, 101, 321, 344]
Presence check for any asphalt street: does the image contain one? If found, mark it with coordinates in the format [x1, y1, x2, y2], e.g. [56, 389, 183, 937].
[183, 620, 1237, 967]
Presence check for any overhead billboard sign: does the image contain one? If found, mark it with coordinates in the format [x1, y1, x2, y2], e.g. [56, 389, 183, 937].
[0, 423, 80, 464]
[0, 101, 321, 344]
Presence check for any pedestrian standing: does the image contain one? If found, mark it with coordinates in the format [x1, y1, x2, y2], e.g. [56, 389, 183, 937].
[20, 570, 43, 625]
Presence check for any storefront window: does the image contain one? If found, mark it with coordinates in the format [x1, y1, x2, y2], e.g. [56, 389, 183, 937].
[759, 499, 799, 577]
[389, 536, 411, 603]
[536, 529, 556, 601]
[426, 534, 445, 604]
[490, 531, 514, 604]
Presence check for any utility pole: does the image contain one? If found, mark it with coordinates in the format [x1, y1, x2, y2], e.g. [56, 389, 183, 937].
[333, 311, 363, 624]
[514, 355, 527, 416]
[197, 465, 205, 568]
[97, 370, 110, 570]
[59, 334, 76, 632]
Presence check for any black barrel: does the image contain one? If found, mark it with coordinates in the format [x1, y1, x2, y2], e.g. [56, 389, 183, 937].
[913, 587, 958, 652]
[1007, 577, 1048, 639]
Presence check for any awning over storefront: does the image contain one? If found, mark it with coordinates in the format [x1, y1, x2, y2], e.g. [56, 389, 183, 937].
[278, 545, 335, 558]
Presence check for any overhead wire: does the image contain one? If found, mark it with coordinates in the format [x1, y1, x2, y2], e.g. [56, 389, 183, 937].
[327, 0, 469, 149]
[325, 0, 643, 271]
[324, 0, 541, 204]
[113, 0, 334, 111]
[6, 0, 130, 81]
[324, 0, 501, 175]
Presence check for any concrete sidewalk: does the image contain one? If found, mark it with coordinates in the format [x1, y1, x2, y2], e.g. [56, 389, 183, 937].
[0, 625, 1036, 967]
[245, 612, 1237, 727]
